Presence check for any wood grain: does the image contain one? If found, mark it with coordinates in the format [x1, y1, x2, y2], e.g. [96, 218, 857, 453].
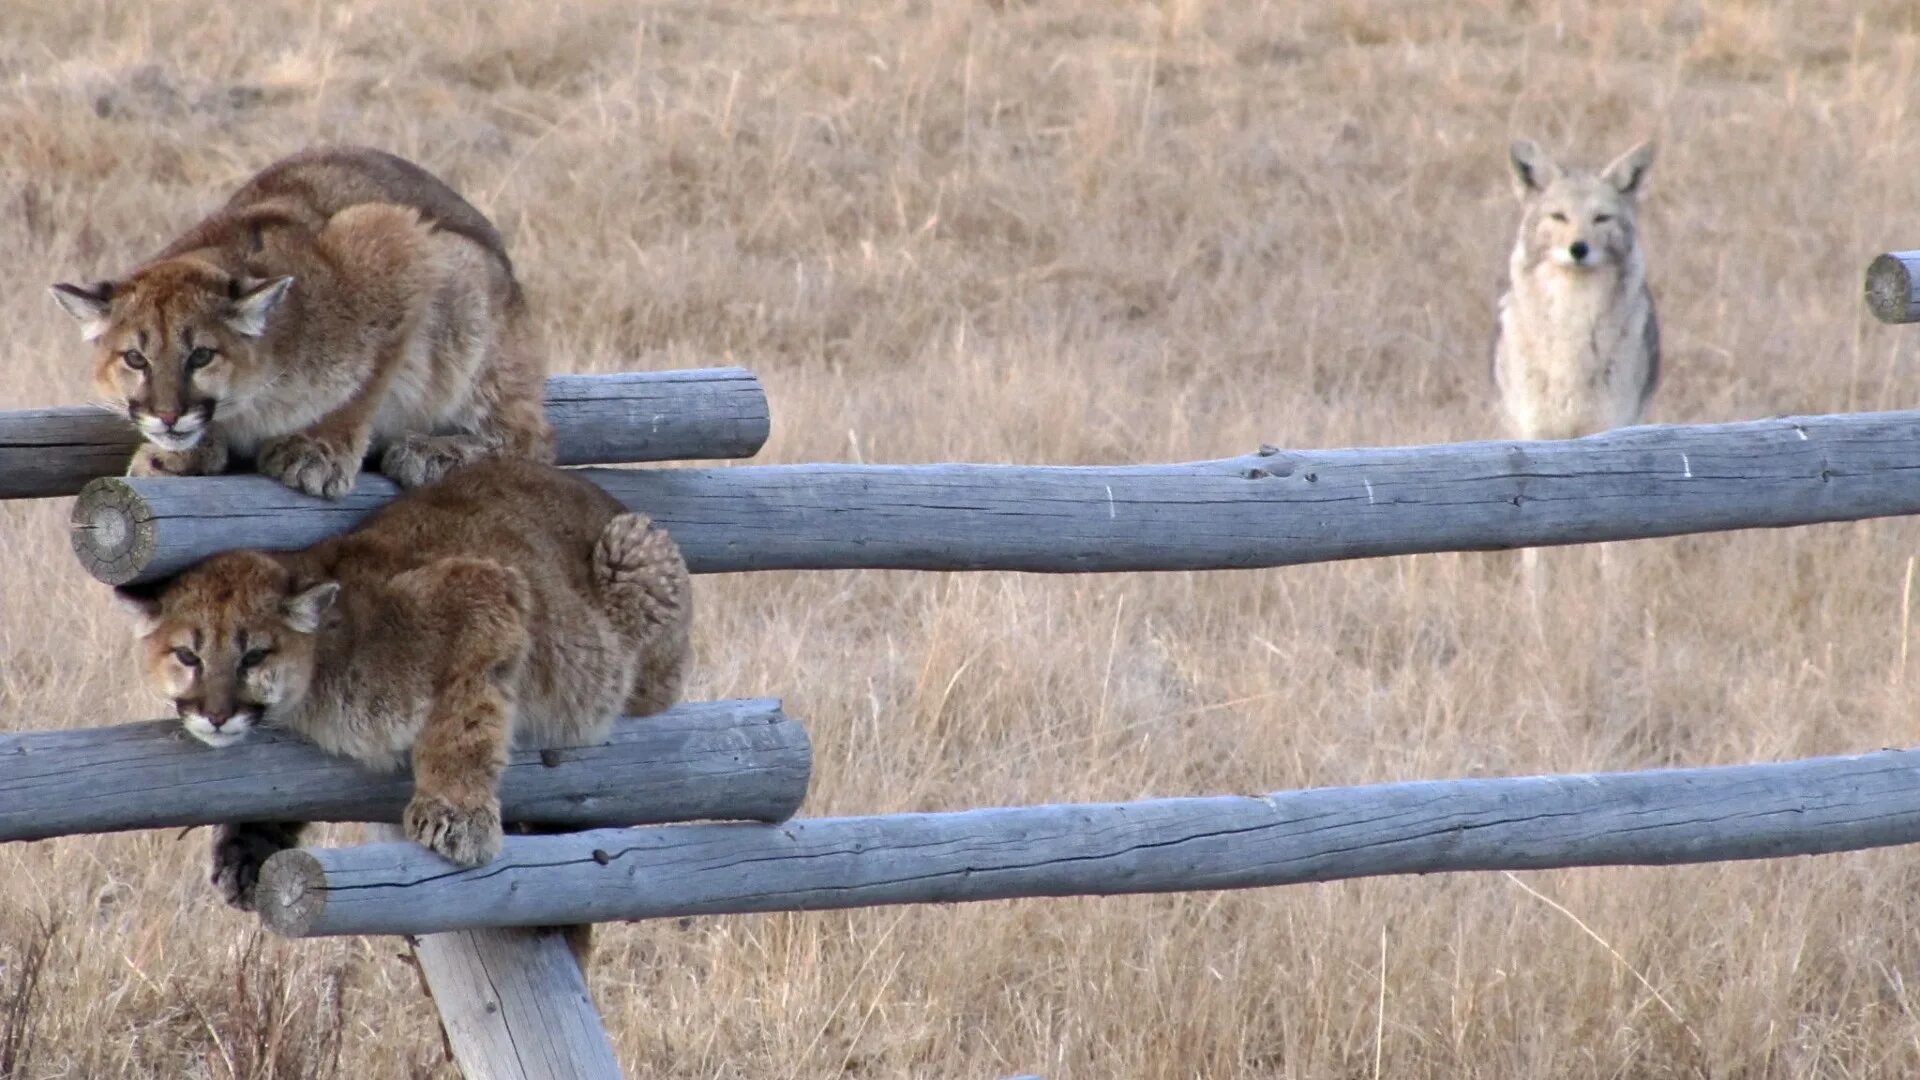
[0, 698, 807, 842]
[72, 408, 1920, 585]
[257, 745, 1920, 936]
[2, 367, 767, 501]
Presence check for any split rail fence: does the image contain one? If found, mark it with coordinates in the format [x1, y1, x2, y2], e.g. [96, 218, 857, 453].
[5, 255, 1920, 1078]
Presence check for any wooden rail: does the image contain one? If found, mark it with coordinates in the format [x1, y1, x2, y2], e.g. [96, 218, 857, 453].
[1866, 251, 1920, 324]
[71, 408, 1920, 585]
[0, 368, 768, 501]
[370, 824, 624, 1080]
[0, 699, 808, 842]
[256, 745, 1920, 937]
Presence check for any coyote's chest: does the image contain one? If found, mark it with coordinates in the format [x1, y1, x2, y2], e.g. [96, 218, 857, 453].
[1496, 264, 1654, 439]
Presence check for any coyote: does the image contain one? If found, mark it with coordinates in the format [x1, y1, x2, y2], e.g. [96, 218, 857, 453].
[1492, 138, 1659, 441]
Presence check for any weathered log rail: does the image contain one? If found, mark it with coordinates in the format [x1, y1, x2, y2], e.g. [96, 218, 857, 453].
[0, 699, 808, 842]
[70, 407, 1920, 585]
[1867, 251, 1920, 324]
[0, 367, 767, 501]
[255, 746, 1920, 937]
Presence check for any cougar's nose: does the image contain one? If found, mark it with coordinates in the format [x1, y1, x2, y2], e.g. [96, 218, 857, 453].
[153, 409, 180, 427]
[1569, 240, 1590, 262]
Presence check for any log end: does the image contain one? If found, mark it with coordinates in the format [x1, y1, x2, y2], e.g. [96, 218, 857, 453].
[1865, 252, 1920, 325]
[70, 477, 155, 586]
[256, 848, 330, 937]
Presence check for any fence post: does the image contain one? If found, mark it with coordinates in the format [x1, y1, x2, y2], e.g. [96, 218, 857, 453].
[371, 824, 624, 1080]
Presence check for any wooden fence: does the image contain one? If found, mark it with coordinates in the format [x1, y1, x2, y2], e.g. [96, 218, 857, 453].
[3, 258, 1919, 1078]
[69, 406, 1920, 585]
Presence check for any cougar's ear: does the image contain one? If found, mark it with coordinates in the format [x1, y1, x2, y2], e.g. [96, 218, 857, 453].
[224, 276, 293, 338]
[1601, 140, 1656, 197]
[112, 583, 164, 637]
[1508, 139, 1559, 199]
[281, 580, 339, 634]
[50, 281, 115, 341]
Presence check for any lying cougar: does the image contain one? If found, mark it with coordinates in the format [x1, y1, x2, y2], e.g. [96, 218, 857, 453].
[115, 459, 690, 908]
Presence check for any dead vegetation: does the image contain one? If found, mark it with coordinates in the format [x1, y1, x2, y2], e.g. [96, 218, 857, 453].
[5, 1, 1920, 1076]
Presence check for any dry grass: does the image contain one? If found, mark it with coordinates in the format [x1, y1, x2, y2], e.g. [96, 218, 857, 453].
[5, 0, 1920, 1076]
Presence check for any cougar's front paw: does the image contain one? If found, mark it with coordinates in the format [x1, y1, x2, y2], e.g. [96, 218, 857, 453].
[210, 822, 303, 911]
[404, 795, 503, 867]
[379, 434, 491, 489]
[128, 444, 198, 478]
[259, 433, 358, 499]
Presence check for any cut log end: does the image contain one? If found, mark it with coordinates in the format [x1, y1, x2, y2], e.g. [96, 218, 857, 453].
[1866, 252, 1920, 324]
[257, 848, 328, 936]
[70, 477, 153, 586]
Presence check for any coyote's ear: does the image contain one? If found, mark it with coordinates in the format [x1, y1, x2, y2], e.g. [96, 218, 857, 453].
[112, 583, 164, 637]
[224, 276, 293, 338]
[281, 580, 339, 634]
[1601, 140, 1656, 197]
[1508, 139, 1559, 198]
[50, 281, 115, 341]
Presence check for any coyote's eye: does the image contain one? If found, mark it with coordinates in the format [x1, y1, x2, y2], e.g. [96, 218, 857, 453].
[186, 347, 217, 370]
[1547, 211, 1569, 224]
[239, 648, 271, 670]
[172, 647, 201, 668]
[122, 350, 149, 372]
[1593, 213, 1614, 224]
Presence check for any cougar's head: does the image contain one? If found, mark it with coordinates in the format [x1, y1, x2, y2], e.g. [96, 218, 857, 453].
[115, 551, 336, 748]
[52, 259, 292, 452]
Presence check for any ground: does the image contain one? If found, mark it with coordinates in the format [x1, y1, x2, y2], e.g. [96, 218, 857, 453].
[5, 1, 1920, 1077]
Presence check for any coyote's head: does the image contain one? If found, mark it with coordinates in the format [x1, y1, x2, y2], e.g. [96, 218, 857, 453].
[1508, 139, 1655, 273]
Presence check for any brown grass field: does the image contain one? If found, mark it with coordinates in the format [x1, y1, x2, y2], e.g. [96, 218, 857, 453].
[6, 1, 1920, 1076]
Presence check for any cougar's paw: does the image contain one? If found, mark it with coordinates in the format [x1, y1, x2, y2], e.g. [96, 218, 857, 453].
[259, 433, 358, 499]
[379, 434, 491, 489]
[404, 795, 503, 867]
[210, 822, 303, 911]
[128, 444, 198, 478]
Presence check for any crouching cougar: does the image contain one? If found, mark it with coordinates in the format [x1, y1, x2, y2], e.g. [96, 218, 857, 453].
[53, 145, 553, 498]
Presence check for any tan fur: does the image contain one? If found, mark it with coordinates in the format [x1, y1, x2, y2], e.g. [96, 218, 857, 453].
[1492, 138, 1660, 441]
[116, 459, 692, 905]
[52, 147, 553, 498]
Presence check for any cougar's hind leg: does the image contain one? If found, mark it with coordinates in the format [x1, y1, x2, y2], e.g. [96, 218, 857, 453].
[591, 513, 692, 717]
[379, 247, 551, 488]
[378, 432, 499, 488]
[479, 303, 555, 464]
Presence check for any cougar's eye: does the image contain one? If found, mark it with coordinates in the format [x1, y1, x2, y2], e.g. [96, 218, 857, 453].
[1593, 213, 1613, 224]
[186, 347, 217, 370]
[172, 647, 201, 668]
[1547, 211, 1569, 224]
[122, 350, 149, 372]
[239, 648, 271, 670]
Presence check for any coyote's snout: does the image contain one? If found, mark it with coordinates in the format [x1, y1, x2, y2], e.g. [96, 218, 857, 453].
[1492, 138, 1660, 442]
